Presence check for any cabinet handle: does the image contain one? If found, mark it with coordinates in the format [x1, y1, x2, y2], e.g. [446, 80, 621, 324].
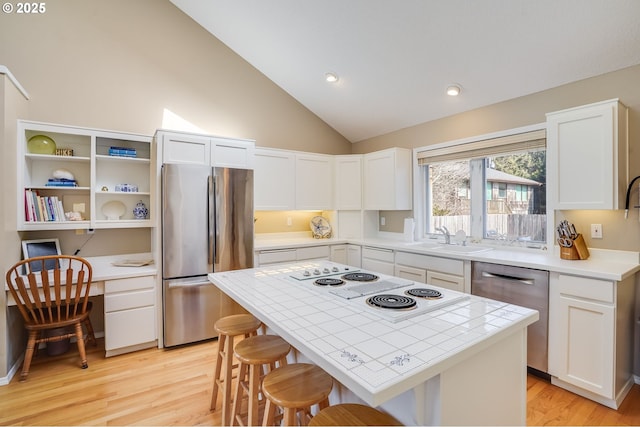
[481, 271, 534, 285]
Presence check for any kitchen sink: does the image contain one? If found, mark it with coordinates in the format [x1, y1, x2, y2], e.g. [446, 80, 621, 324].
[438, 245, 494, 254]
[404, 241, 443, 249]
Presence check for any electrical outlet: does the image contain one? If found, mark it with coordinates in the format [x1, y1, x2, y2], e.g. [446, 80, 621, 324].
[286, 217, 292, 226]
[591, 224, 602, 239]
[380, 216, 386, 226]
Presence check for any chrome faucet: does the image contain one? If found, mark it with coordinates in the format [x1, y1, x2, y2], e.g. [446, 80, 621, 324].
[435, 226, 451, 244]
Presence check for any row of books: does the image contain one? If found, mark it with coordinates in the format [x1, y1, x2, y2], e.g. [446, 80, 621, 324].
[45, 178, 78, 187]
[25, 190, 67, 222]
[108, 146, 137, 157]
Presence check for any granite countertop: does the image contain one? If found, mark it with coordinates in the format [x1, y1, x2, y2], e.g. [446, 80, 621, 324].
[254, 234, 640, 281]
[208, 261, 538, 406]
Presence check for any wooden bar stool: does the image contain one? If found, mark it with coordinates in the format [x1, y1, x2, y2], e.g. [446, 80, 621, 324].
[210, 314, 262, 426]
[231, 335, 291, 426]
[262, 363, 333, 426]
[309, 403, 403, 426]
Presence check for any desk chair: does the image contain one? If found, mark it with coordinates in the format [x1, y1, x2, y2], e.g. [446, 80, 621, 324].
[6, 255, 97, 381]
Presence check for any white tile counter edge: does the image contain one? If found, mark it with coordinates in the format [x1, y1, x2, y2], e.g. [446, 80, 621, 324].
[255, 233, 640, 281]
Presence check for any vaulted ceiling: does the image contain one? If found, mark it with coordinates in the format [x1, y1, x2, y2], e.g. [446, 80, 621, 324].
[171, 0, 640, 142]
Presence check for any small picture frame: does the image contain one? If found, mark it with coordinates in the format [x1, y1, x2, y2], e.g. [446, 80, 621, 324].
[21, 238, 62, 273]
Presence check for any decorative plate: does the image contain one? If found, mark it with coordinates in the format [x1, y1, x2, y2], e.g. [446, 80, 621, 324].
[310, 216, 332, 239]
[102, 200, 126, 220]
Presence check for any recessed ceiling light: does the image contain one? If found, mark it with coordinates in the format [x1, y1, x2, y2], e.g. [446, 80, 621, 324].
[446, 84, 461, 96]
[325, 72, 339, 83]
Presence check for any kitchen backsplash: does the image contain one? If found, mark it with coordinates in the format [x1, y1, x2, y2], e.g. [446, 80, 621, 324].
[254, 211, 323, 234]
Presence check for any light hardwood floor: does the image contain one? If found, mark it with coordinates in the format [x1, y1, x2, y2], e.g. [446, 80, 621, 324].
[1, 338, 640, 426]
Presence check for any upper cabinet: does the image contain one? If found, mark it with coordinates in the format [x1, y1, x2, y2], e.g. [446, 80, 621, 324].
[295, 153, 333, 210]
[546, 99, 628, 210]
[254, 148, 296, 210]
[335, 155, 363, 210]
[156, 130, 255, 169]
[363, 148, 412, 210]
[254, 148, 334, 211]
[18, 121, 154, 230]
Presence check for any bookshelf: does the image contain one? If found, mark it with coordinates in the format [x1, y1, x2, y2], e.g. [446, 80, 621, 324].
[18, 121, 154, 230]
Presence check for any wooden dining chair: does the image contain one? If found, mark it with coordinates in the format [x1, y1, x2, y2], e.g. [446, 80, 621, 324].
[5, 255, 97, 381]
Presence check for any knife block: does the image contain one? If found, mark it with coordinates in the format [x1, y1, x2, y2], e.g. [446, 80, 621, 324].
[559, 234, 590, 260]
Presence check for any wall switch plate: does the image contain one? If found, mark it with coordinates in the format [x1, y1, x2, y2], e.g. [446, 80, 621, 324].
[591, 224, 603, 239]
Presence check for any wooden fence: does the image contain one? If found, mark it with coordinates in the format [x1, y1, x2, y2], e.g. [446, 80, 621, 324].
[432, 214, 546, 241]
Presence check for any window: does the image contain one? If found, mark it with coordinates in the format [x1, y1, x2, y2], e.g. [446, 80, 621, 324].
[417, 128, 546, 245]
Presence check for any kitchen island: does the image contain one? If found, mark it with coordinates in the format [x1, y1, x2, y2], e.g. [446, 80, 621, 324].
[208, 261, 538, 426]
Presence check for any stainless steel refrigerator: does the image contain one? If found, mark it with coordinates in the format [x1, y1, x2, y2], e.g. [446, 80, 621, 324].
[162, 163, 253, 347]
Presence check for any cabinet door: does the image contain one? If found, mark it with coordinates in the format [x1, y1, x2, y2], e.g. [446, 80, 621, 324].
[347, 244, 362, 268]
[363, 148, 412, 210]
[105, 306, 157, 351]
[161, 132, 210, 165]
[254, 148, 295, 210]
[551, 293, 615, 398]
[330, 245, 348, 264]
[546, 99, 626, 210]
[211, 137, 255, 169]
[295, 153, 334, 210]
[335, 155, 362, 210]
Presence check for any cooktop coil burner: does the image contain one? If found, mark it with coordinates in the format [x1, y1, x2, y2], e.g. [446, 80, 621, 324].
[366, 294, 417, 310]
[314, 278, 345, 287]
[406, 288, 443, 299]
[342, 272, 379, 282]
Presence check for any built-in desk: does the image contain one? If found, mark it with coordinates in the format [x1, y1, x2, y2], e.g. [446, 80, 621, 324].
[5, 253, 159, 357]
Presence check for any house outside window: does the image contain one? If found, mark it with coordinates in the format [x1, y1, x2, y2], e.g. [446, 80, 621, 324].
[417, 126, 547, 246]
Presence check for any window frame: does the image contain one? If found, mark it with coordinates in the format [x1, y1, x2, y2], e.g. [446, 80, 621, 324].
[412, 123, 548, 247]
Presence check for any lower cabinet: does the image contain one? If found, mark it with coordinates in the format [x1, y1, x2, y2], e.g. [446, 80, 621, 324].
[104, 275, 157, 357]
[330, 244, 361, 267]
[394, 251, 465, 292]
[255, 245, 331, 267]
[361, 246, 395, 275]
[548, 272, 635, 409]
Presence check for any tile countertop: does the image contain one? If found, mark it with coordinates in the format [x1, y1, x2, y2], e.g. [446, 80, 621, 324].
[208, 262, 538, 407]
[254, 234, 640, 281]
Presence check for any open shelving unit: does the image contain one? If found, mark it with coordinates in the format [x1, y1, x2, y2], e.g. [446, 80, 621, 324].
[18, 120, 154, 231]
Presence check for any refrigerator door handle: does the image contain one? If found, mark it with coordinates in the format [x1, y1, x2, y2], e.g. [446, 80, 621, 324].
[208, 174, 215, 266]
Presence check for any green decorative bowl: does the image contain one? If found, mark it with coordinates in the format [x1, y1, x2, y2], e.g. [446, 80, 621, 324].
[27, 134, 56, 155]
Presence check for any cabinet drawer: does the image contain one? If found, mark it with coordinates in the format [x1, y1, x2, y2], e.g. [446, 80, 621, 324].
[362, 258, 395, 275]
[105, 276, 155, 294]
[105, 306, 156, 351]
[557, 274, 614, 303]
[297, 245, 330, 260]
[395, 265, 426, 283]
[395, 251, 464, 276]
[105, 289, 155, 312]
[258, 249, 296, 265]
[362, 246, 394, 263]
[427, 271, 464, 292]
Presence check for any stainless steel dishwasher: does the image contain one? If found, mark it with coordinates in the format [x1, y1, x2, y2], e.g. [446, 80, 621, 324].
[471, 261, 549, 374]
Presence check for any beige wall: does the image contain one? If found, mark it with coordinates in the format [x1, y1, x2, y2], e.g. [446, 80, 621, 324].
[354, 65, 640, 251]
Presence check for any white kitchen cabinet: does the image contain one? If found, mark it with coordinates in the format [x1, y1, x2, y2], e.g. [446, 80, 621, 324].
[363, 147, 412, 210]
[254, 148, 296, 210]
[157, 130, 255, 169]
[104, 275, 157, 357]
[361, 246, 395, 275]
[330, 244, 362, 267]
[159, 131, 210, 165]
[18, 120, 153, 230]
[394, 251, 465, 292]
[256, 248, 297, 266]
[548, 272, 635, 409]
[546, 99, 628, 210]
[335, 155, 363, 210]
[295, 153, 334, 210]
[211, 136, 255, 169]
